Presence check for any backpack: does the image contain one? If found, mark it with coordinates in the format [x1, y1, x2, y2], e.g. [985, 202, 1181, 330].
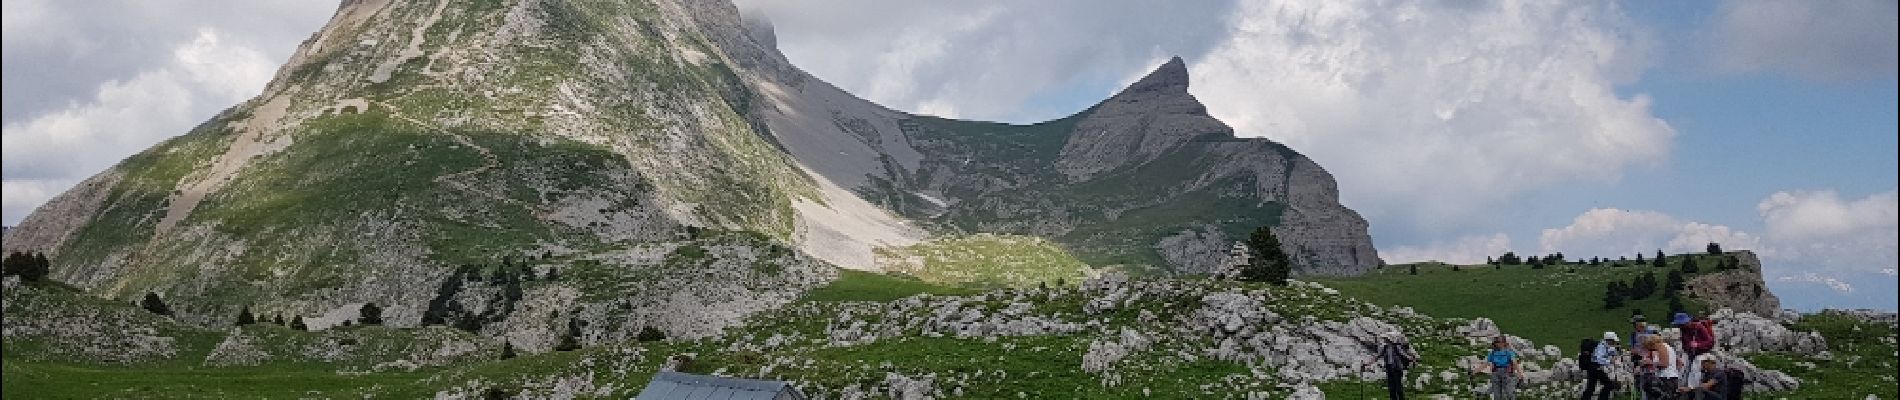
[1685, 321, 1716, 353]
[1721, 368, 1747, 400]
[1578, 339, 1601, 370]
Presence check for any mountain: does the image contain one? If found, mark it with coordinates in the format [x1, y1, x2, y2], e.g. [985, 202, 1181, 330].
[743, 26, 1379, 276]
[0, 0, 1373, 344]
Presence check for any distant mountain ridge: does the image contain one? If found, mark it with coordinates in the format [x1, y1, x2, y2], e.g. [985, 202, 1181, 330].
[743, 21, 1380, 275]
[1, 0, 1378, 342]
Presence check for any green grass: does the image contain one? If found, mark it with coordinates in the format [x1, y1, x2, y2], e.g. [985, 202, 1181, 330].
[1314, 254, 1730, 348]
[1, 361, 427, 399]
[876, 234, 1093, 288]
[798, 269, 978, 302]
[1750, 312, 1899, 398]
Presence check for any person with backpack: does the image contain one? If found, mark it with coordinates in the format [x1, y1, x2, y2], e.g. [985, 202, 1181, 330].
[1363, 331, 1420, 400]
[1675, 354, 1729, 400]
[1634, 325, 1664, 399]
[1483, 336, 1522, 399]
[1679, 314, 1718, 360]
[1640, 335, 1683, 400]
[1581, 332, 1621, 400]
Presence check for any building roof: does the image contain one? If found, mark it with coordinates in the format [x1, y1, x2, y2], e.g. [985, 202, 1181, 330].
[634, 371, 803, 400]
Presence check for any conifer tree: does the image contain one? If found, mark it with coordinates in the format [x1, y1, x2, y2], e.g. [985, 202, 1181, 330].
[359, 303, 384, 325]
[139, 292, 173, 316]
[553, 318, 583, 351]
[1239, 226, 1292, 285]
[236, 306, 257, 326]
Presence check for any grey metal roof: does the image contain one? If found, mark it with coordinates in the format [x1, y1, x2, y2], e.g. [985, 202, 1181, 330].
[634, 371, 803, 400]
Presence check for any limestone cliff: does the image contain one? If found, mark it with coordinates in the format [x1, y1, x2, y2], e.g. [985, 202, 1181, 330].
[1685, 251, 1783, 316]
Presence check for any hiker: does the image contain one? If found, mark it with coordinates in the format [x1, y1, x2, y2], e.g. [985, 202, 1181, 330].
[1629, 316, 1651, 377]
[1679, 314, 1718, 361]
[1675, 354, 1728, 400]
[1484, 336, 1522, 399]
[1580, 332, 1621, 400]
[1363, 331, 1420, 400]
[1640, 335, 1683, 400]
[1633, 325, 1663, 399]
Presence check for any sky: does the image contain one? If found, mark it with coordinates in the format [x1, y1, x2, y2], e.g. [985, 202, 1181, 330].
[3, 0, 1894, 311]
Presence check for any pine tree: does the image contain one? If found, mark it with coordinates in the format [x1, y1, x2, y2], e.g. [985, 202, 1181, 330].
[1239, 226, 1292, 285]
[500, 341, 517, 360]
[1603, 282, 1626, 309]
[637, 326, 666, 342]
[1681, 256, 1700, 274]
[359, 303, 384, 325]
[423, 271, 465, 326]
[553, 319, 583, 351]
[1636, 253, 1645, 263]
[26, 253, 50, 282]
[1, 252, 50, 282]
[139, 292, 173, 316]
[0, 251, 26, 279]
[1408, 264, 1419, 275]
[1631, 272, 1658, 300]
[1667, 295, 1686, 316]
[1665, 270, 1686, 295]
[273, 314, 286, 325]
[1656, 249, 1666, 262]
[236, 306, 257, 326]
[1707, 242, 1723, 254]
[290, 316, 308, 331]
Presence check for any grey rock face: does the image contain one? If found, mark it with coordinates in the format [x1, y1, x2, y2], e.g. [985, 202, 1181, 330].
[1684, 251, 1781, 316]
[1709, 308, 1828, 354]
[1054, 57, 1214, 181]
[204, 328, 271, 366]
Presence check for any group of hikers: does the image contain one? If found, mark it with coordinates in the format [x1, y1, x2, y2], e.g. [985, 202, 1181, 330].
[1361, 312, 1742, 400]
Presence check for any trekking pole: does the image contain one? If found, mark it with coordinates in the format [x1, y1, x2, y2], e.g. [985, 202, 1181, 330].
[1358, 364, 1365, 400]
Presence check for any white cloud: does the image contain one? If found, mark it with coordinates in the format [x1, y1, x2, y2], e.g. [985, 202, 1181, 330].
[1188, 0, 1673, 228]
[1756, 189, 1899, 271]
[1381, 233, 1512, 265]
[1533, 190, 1899, 276]
[1537, 208, 1764, 259]
[735, 0, 1238, 123]
[1710, 0, 1899, 81]
[1778, 273, 1855, 294]
[2, 29, 277, 223]
[1528, 190, 1896, 295]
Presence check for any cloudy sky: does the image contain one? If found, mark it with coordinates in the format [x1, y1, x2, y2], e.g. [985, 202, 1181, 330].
[3, 0, 1894, 310]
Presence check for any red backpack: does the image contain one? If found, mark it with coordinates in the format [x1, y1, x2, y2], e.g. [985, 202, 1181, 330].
[1684, 320, 1716, 353]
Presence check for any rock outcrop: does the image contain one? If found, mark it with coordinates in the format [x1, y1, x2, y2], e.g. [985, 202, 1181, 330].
[1684, 251, 1781, 316]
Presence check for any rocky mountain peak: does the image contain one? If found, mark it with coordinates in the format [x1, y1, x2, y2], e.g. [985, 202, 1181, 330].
[1118, 56, 1191, 97]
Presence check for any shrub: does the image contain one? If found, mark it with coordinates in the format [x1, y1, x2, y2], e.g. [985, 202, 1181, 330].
[637, 326, 666, 342]
[139, 292, 173, 316]
[359, 303, 384, 325]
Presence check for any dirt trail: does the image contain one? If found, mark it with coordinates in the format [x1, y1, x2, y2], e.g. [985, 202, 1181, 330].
[374, 100, 546, 217]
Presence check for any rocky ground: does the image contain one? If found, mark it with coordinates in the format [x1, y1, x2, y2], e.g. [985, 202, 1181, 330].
[5, 271, 1895, 398]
